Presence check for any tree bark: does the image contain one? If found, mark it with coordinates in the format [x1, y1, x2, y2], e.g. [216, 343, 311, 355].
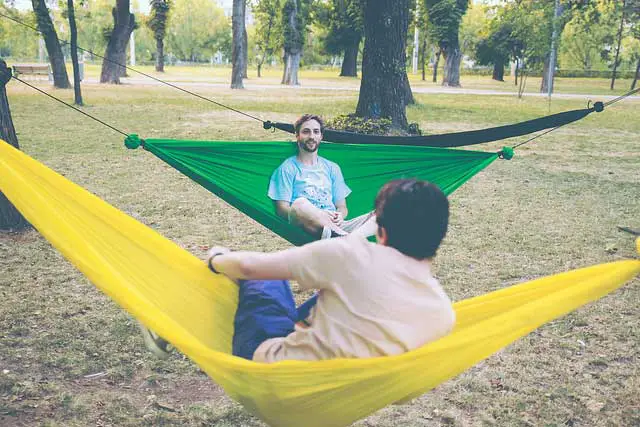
[231, 0, 246, 89]
[631, 57, 640, 90]
[420, 38, 427, 81]
[31, 0, 70, 89]
[0, 60, 30, 231]
[492, 59, 504, 81]
[281, 52, 301, 85]
[442, 46, 462, 87]
[610, 0, 627, 90]
[156, 38, 165, 72]
[540, 56, 550, 93]
[281, 0, 303, 85]
[67, 0, 83, 105]
[339, 37, 360, 77]
[100, 0, 135, 84]
[355, 0, 410, 130]
[542, 0, 562, 95]
[242, 0, 248, 79]
[432, 48, 441, 83]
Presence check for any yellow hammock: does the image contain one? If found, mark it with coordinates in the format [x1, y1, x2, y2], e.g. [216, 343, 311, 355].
[1, 139, 638, 427]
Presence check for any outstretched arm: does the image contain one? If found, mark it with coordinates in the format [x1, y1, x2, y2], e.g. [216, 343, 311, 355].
[208, 247, 296, 281]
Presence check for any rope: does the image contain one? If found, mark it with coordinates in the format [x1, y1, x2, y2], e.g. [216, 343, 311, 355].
[12, 75, 130, 138]
[512, 86, 638, 150]
[0, 12, 264, 124]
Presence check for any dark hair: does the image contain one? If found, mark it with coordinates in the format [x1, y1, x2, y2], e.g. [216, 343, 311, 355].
[294, 114, 325, 135]
[375, 179, 449, 260]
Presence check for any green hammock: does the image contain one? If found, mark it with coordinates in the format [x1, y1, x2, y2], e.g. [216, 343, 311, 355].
[125, 137, 507, 245]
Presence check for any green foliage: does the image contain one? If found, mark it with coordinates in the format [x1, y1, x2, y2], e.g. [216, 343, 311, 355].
[165, 0, 229, 61]
[424, 0, 469, 51]
[0, 6, 39, 59]
[321, 0, 363, 55]
[326, 114, 421, 136]
[148, 0, 171, 42]
[252, 0, 282, 65]
[281, 0, 308, 54]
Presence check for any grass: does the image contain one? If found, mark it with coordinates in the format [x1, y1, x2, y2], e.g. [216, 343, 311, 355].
[1, 71, 639, 426]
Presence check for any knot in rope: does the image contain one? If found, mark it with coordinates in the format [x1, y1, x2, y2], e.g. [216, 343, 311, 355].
[124, 134, 143, 149]
[499, 146, 514, 160]
[593, 101, 604, 112]
[263, 121, 273, 130]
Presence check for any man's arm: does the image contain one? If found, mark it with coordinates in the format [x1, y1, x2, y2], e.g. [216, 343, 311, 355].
[274, 200, 292, 220]
[208, 247, 297, 281]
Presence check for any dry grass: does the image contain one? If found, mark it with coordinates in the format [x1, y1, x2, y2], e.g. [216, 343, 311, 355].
[0, 73, 639, 426]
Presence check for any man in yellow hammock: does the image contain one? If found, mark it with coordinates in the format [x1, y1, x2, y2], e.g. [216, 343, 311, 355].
[268, 114, 378, 240]
[206, 179, 455, 362]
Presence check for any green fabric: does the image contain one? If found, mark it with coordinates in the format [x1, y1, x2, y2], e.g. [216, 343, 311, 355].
[130, 139, 500, 245]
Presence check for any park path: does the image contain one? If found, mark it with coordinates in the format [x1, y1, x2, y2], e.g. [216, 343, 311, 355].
[92, 76, 640, 102]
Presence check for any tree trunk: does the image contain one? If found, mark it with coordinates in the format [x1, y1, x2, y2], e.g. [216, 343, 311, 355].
[514, 58, 519, 86]
[155, 38, 165, 72]
[403, 72, 414, 105]
[340, 37, 360, 77]
[420, 38, 427, 81]
[0, 60, 30, 231]
[543, 0, 562, 95]
[432, 48, 441, 83]
[492, 59, 504, 81]
[355, 0, 410, 130]
[100, 0, 135, 84]
[631, 57, 640, 90]
[281, 0, 303, 86]
[442, 46, 462, 87]
[67, 0, 83, 105]
[231, 0, 246, 89]
[540, 56, 550, 93]
[242, 0, 248, 79]
[281, 52, 301, 85]
[610, 0, 626, 90]
[31, 0, 70, 89]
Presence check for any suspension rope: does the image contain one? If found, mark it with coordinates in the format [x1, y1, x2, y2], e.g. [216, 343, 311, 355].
[511, 87, 638, 150]
[12, 75, 130, 138]
[0, 12, 264, 124]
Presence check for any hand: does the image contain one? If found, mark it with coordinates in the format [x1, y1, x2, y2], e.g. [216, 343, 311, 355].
[331, 211, 344, 226]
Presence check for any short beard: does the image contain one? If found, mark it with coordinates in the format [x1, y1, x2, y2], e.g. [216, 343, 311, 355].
[299, 141, 319, 153]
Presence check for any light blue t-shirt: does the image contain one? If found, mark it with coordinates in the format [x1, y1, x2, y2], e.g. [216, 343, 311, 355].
[268, 156, 351, 211]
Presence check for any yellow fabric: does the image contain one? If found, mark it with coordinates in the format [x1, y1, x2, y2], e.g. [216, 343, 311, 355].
[1, 139, 638, 427]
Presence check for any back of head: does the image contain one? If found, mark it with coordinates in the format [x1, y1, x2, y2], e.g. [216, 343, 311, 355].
[375, 179, 449, 260]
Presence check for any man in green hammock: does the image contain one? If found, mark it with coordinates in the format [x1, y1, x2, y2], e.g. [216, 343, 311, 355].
[206, 178, 455, 362]
[268, 114, 377, 239]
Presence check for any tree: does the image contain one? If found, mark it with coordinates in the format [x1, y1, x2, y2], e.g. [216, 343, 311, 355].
[231, 0, 246, 88]
[425, 0, 469, 87]
[322, 0, 364, 77]
[0, 60, 30, 232]
[148, 0, 171, 72]
[281, 0, 307, 85]
[630, 1, 640, 89]
[609, 0, 639, 89]
[31, 0, 70, 88]
[65, 0, 83, 105]
[355, 0, 412, 130]
[475, 23, 513, 81]
[253, 0, 281, 78]
[0, 7, 39, 59]
[100, 0, 135, 83]
[166, 0, 229, 62]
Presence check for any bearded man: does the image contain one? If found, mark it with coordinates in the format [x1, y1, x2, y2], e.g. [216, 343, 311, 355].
[268, 114, 376, 239]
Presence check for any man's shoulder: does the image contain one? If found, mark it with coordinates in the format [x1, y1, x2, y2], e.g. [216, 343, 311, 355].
[275, 156, 299, 172]
[317, 156, 342, 172]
